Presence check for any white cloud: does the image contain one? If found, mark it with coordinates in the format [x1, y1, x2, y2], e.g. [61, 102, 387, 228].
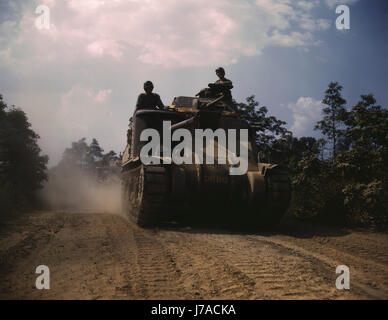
[325, 0, 359, 9]
[286, 97, 324, 136]
[94, 89, 112, 103]
[59, 86, 114, 131]
[299, 15, 331, 31]
[86, 40, 123, 60]
[51, 86, 122, 162]
[296, 1, 318, 12]
[1, 0, 332, 68]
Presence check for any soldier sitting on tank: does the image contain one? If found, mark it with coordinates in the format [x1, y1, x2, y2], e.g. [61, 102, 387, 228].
[196, 67, 233, 101]
[196, 67, 235, 112]
[135, 81, 165, 111]
[211, 67, 234, 102]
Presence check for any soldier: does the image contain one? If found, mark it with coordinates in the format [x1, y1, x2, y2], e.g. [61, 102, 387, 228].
[196, 67, 234, 106]
[208, 67, 234, 103]
[136, 81, 165, 111]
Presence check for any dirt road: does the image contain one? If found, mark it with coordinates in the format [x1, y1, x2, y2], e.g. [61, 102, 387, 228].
[0, 211, 387, 299]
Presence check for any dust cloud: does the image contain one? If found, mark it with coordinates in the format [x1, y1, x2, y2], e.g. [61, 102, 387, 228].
[41, 166, 123, 215]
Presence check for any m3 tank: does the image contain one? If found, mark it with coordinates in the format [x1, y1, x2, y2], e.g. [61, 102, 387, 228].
[121, 96, 291, 227]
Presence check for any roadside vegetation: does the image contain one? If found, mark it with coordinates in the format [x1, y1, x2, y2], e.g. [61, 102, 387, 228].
[236, 82, 388, 230]
[0, 95, 48, 214]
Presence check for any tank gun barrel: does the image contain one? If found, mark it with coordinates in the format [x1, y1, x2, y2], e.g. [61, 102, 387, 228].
[170, 115, 196, 131]
[203, 95, 225, 108]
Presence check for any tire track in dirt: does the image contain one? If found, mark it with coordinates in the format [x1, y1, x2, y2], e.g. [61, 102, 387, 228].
[152, 229, 257, 299]
[323, 233, 388, 267]
[155, 230, 358, 299]
[251, 234, 388, 299]
[128, 224, 189, 299]
[0, 212, 67, 298]
[1, 212, 387, 299]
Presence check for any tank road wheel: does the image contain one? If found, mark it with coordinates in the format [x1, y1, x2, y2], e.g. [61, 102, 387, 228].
[129, 165, 170, 227]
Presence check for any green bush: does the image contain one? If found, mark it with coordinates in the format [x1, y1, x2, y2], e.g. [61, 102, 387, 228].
[343, 180, 388, 229]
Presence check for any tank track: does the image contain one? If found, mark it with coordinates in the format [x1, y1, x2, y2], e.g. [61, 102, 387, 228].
[122, 165, 170, 227]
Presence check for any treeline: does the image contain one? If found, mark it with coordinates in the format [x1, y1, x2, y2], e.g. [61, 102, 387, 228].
[0, 95, 48, 213]
[48, 136, 121, 190]
[236, 82, 388, 229]
[56, 137, 120, 171]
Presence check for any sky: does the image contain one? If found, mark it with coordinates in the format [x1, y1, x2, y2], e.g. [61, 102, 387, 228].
[0, 0, 387, 165]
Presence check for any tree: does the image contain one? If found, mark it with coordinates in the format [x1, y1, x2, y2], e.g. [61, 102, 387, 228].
[102, 150, 118, 166]
[291, 85, 388, 229]
[58, 138, 119, 171]
[270, 135, 323, 170]
[336, 94, 388, 228]
[234, 95, 288, 162]
[88, 138, 104, 165]
[315, 82, 348, 159]
[0, 95, 48, 211]
[334, 94, 388, 183]
[346, 94, 388, 152]
[0, 95, 9, 183]
[60, 138, 90, 169]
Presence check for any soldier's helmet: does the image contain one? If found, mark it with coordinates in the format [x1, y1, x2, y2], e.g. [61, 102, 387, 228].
[215, 67, 225, 76]
[144, 81, 154, 91]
